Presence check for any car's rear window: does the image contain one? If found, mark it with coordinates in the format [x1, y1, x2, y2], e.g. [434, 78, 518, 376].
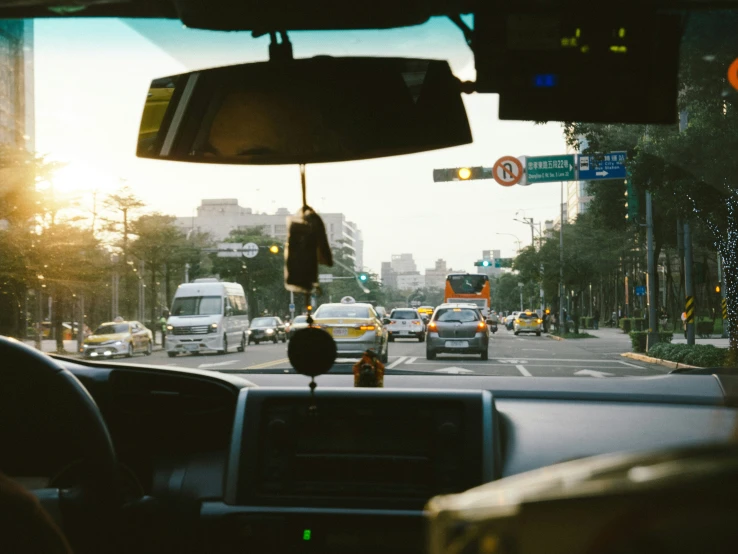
[94, 324, 129, 334]
[315, 306, 371, 319]
[435, 308, 479, 322]
[293, 316, 308, 324]
[391, 310, 419, 320]
[518, 313, 536, 320]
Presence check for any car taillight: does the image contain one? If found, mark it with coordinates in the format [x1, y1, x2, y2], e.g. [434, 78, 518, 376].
[390, 320, 397, 324]
[359, 325, 376, 331]
[412, 320, 420, 325]
[477, 321, 487, 331]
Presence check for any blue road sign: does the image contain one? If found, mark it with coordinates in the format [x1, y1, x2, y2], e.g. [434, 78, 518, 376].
[635, 286, 646, 297]
[578, 151, 627, 181]
[289, 303, 295, 311]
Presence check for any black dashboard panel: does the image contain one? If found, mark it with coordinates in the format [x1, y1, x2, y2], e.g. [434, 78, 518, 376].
[226, 388, 496, 510]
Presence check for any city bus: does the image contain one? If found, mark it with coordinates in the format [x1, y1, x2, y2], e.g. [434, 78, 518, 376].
[444, 273, 492, 317]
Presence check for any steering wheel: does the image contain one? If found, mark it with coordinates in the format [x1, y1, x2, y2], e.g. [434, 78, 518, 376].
[0, 337, 121, 554]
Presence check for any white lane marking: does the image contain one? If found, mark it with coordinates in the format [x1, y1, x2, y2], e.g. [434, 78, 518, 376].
[387, 356, 407, 369]
[499, 359, 528, 364]
[198, 360, 238, 369]
[574, 369, 614, 378]
[522, 348, 547, 351]
[406, 357, 418, 364]
[434, 367, 475, 374]
[619, 361, 644, 368]
[494, 357, 631, 363]
[515, 364, 532, 377]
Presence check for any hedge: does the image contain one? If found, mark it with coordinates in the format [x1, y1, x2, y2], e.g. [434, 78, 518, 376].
[646, 343, 728, 367]
[629, 331, 674, 353]
[619, 318, 645, 333]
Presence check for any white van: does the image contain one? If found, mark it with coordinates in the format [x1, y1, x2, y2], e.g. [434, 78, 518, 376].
[166, 279, 249, 357]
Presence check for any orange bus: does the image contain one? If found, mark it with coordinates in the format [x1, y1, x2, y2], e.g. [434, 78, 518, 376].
[444, 273, 491, 317]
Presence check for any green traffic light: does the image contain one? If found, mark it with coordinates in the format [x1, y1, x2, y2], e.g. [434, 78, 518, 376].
[482, 260, 490, 267]
[358, 273, 368, 282]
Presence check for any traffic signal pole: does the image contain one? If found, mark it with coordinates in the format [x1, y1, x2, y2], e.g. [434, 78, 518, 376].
[645, 191, 659, 349]
[684, 222, 695, 345]
[559, 181, 565, 333]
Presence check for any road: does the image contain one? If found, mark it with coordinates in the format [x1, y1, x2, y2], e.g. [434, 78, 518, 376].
[121, 327, 667, 377]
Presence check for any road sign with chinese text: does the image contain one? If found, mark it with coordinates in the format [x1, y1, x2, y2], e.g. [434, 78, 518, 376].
[578, 151, 627, 180]
[524, 155, 576, 184]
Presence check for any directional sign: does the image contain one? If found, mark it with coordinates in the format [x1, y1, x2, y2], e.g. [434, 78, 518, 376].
[524, 154, 576, 184]
[635, 285, 646, 296]
[492, 156, 523, 186]
[217, 243, 242, 258]
[578, 151, 627, 181]
[494, 258, 513, 268]
[318, 273, 334, 283]
[243, 242, 259, 258]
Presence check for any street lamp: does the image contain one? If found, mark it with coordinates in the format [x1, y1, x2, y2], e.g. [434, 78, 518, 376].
[495, 232, 523, 253]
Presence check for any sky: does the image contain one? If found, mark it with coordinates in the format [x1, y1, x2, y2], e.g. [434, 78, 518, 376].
[33, 17, 568, 275]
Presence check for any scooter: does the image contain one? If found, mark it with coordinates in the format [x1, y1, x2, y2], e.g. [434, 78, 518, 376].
[489, 323, 498, 334]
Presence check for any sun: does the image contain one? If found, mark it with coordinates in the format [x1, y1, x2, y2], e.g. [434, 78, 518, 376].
[49, 162, 120, 195]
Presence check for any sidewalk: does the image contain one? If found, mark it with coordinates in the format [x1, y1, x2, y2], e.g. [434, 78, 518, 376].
[583, 326, 730, 347]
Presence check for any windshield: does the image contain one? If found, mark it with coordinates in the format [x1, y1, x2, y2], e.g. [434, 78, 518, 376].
[435, 309, 479, 323]
[93, 324, 129, 335]
[6, 11, 736, 378]
[391, 311, 419, 320]
[292, 316, 308, 324]
[251, 317, 278, 327]
[171, 296, 222, 316]
[314, 306, 371, 319]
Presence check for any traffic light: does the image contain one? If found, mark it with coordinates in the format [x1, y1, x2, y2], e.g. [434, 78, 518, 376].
[474, 260, 491, 267]
[624, 179, 639, 222]
[269, 245, 280, 254]
[715, 284, 721, 294]
[433, 166, 493, 182]
[358, 273, 369, 282]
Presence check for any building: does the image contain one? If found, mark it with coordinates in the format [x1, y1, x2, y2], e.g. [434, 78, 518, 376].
[381, 262, 396, 289]
[391, 253, 417, 274]
[176, 199, 363, 268]
[424, 259, 449, 289]
[396, 273, 425, 291]
[0, 21, 33, 149]
[565, 136, 592, 222]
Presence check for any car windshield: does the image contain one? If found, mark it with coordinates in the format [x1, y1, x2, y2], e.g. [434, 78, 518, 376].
[93, 324, 129, 335]
[251, 318, 277, 327]
[391, 311, 418, 320]
[292, 316, 308, 324]
[170, 296, 222, 316]
[436, 309, 479, 323]
[315, 306, 371, 319]
[5, 11, 736, 378]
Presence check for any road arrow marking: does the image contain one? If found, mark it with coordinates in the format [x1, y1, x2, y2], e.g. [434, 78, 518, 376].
[387, 356, 407, 369]
[574, 369, 614, 378]
[516, 364, 532, 377]
[596, 170, 609, 177]
[434, 367, 475, 374]
[198, 360, 238, 369]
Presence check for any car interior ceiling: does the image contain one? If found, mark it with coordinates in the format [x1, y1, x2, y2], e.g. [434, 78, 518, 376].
[2, 2, 738, 554]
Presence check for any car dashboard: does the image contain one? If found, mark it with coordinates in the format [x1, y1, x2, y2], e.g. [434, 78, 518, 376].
[49, 359, 738, 554]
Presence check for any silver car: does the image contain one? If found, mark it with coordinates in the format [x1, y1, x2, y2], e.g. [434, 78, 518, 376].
[386, 308, 425, 342]
[425, 304, 490, 360]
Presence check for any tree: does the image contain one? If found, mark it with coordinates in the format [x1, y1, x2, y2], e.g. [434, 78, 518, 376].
[564, 12, 738, 361]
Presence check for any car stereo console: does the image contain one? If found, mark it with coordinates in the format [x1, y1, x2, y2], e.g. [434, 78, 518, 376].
[201, 388, 497, 554]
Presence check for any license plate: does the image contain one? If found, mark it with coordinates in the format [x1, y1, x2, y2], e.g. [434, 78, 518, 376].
[185, 344, 199, 351]
[445, 340, 469, 348]
[332, 328, 349, 337]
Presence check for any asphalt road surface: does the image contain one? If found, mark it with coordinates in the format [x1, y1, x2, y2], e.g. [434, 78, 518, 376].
[121, 328, 667, 378]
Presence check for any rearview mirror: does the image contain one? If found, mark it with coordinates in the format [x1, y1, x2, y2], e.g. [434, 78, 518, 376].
[137, 57, 471, 165]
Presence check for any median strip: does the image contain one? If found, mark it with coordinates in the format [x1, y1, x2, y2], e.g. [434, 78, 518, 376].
[620, 352, 699, 370]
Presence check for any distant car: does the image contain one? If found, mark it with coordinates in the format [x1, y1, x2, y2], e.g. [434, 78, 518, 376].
[505, 312, 520, 331]
[248, 316, 287, 344]
[386, 308, 424, 342]
[288, 315, 310, 339]
[513, 311, 543, 336]
[425, 303, 490, 360]
[418, 305, 434, 319]
[82, 320, 153, 358]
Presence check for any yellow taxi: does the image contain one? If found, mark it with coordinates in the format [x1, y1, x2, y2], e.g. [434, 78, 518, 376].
[312, 297, 389, 363]
[418, 305, 434, 318]
[81, 319, 154, 358]
[513, 311, 543, 336]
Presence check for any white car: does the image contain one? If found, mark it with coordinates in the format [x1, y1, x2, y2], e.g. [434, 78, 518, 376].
[386, 308, 425, 342]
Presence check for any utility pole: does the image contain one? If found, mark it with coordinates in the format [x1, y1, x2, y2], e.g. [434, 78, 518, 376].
[679, 110, 695, 346]
[559, 181, 565, 332]
[684, 222, 695, 345]
[718, 253, 729, 338]
[646, 191, 659, 349]
[76, 294, 85, 354]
